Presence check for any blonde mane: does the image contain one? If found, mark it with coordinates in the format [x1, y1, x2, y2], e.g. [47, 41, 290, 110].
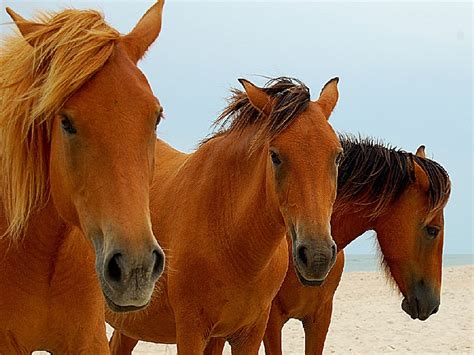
[0, 9, 120, 240]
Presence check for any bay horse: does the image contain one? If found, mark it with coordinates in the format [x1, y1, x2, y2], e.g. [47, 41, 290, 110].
[0, 1, 166, 353]
[263, 137, 451, 354]
[107, 77, 343, 354]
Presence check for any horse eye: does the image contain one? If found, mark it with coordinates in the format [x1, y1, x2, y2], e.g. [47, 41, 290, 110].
[60, 115, 76, 135]
[270, 151, 281, 165]
[156, 107, 164, 127]
[425, 226, 440, 240]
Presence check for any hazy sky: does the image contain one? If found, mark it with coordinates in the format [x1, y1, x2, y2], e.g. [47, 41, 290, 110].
[1, 1, 472, 255]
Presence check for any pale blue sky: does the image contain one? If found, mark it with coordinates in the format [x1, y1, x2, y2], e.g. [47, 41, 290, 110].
[2, 1, 472, 255]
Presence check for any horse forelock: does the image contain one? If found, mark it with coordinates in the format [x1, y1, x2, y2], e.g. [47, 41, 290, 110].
[202, 77, 311, 152]
[0, 8, 120, 240]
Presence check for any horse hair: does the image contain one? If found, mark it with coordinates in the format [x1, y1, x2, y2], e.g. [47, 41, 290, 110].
[0, 9, 119, 239]
[336, 134, 451, 219]
[203, 77, 311, 150]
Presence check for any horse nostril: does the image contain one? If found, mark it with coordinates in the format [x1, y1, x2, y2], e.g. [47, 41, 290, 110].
[297, 245, 308, 266]
[414, 298, 421, 318]
[106, 253, 123, 283]
[432, 305, 439, 315]
[331, 243, 337, 261]
[151, 249, 165, 279]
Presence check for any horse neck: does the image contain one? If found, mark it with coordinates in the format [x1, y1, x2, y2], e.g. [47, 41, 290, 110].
[1, 196, 70, 278]
[331, 199, 378, 250]
[195, 132, 286, 277]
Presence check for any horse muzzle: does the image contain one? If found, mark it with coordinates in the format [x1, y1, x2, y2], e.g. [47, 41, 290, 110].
[94, 236, 165, 312]
[401, 281, 440, 321]
[292, 236, 337, 286]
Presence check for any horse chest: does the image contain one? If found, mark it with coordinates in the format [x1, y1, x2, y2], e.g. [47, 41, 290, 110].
[0, 232, 103, 352]
[210, 243, 289, 336]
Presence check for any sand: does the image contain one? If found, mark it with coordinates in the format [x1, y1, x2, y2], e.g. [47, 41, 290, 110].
[104, 265, 473, 354]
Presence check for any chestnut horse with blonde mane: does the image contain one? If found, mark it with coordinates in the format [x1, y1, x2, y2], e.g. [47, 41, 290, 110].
[0, 1, 166, 353]
[107, 77, 343, 354]
[262, 137, 451, 354]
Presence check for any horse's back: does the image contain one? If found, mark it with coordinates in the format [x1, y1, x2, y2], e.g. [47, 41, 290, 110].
[154, 138, 189, 181]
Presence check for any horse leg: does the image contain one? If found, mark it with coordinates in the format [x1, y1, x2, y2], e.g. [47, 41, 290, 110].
[263, 305, 286, 355]
[109, 330, 139, 355]
[0, 341, 29, 355]
[175, 323, 207, 355]
[62, 340, 109, 355]
[0, 348, 29, 355]
[204, 337, 226, 355]
[304, 250, 344, 355]
[73, 317, 110, 355]
[302, 300, 334, 355]
[75, 332, 109, 355]
[229, 311, 270, 355]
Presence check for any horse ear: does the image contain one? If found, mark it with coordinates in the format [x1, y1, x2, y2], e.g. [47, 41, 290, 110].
[415, 145, 426, 158]
[238, 79, 273, 116]
[413, 161, 429, 191]
[6, 7, 47, 46]
[316, 77, 339, 120]
[121, 0, 165, 63]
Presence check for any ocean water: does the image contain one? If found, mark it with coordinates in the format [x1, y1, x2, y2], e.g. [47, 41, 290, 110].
[344, 254, 474, 272]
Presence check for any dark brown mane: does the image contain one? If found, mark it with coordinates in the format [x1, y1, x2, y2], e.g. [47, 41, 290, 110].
[203, 77, 311, 148]
[335, 135, 451, 219]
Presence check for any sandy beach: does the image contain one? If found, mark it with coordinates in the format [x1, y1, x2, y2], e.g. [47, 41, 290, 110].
[104, 265, 473, 354]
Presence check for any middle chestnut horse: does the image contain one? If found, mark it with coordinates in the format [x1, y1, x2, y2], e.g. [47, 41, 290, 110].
[107, 77, 342, 354]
